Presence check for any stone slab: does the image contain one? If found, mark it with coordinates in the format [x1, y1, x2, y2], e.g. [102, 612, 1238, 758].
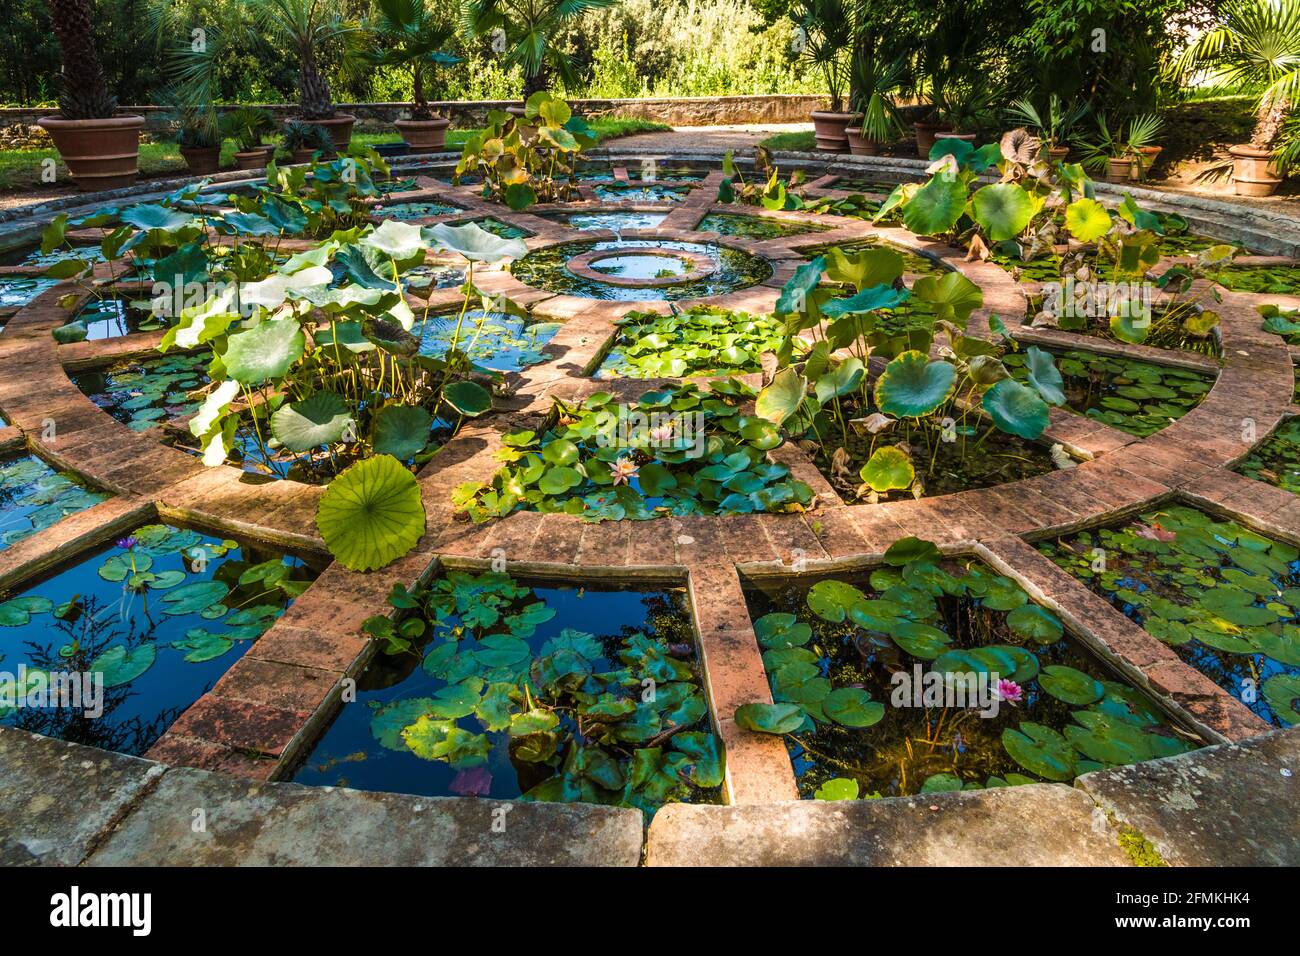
[645, 783, 1130, 866]
[88, 768, 645, 866]
[0, 728, 164, 866]
[1076, 727, 1300, 866]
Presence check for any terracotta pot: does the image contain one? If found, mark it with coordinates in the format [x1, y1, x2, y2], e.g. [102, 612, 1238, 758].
[180, 145, 221, 175]
[811, 111, 860, 153]
[845, 127, 880, 156]
[942, 132, 977, 146]
[36, 114, 144, 191]
[297, 114, 356, 152]
[394, 116, 451, 152]
[1048, 145, 1070, 162]
[1131, 145, 1163, 182]
[290, 147, 317, 165]
[913, 120, 952, 158]
[233, 146, 272, 171]
[1104, 157, 1132, 184]
[1229, 144, 1282, 197]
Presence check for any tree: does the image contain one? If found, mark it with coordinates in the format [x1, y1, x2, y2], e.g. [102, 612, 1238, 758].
[357, 0, 460, 118]
[461, 0, 619, 99]
[47, 0, 118, 118]
[245, 0, 359, 119]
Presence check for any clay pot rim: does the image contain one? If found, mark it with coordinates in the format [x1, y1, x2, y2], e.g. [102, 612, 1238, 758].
[811, 110, 862, 121]
[1228, 144, 1274, 159]
[395, 116, 451, 128]
[290, 113, 357, 126]
[36, 114, 145, 131]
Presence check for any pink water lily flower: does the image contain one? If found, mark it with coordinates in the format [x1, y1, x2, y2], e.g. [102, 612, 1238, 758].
[995, 679, 1023, 705]
[610, 457, 639, 485]
[649, 422, 674, 444]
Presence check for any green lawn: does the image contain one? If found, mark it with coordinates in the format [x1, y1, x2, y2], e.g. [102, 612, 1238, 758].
[0, 117, 668, 191]
[760, 130, 817, 151]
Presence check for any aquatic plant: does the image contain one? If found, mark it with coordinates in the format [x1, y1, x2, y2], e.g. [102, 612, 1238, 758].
[739, 536, 1197, 798]
[597, 307, 787, 379]
[453, 380, 813, 522]
[355, 570, 722, 810]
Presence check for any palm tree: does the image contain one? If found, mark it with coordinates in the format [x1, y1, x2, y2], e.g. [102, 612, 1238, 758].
[246, 0, 359, 120]
[1172, 0, 1300, 150]
[48, 0, 116, 118]
[461, 0, 618, 100]
[358, 0, 460, 120]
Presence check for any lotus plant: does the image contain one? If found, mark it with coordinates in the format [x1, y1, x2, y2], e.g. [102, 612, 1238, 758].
[754, 244, 1069, 502]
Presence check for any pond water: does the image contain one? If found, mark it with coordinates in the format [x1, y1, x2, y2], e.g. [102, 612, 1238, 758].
[0, 453, 108, 551]
[73, 296, 167, 340]
[1039, 505, 1300, 728]
[1206, 263, 1300, 294]
[72, 352, 211, 432]
[417, 309, 561, 373]
[698, 212, 830, 240]
[0, 245, 106, 268]
[1236, 417, 1300, 495]
[593, 183, 692, 203]
[459, 217, 531, 239]
[561, 211, 668, 232]
[591, 253, 691, 279]
[374, 200, 464, 220]
[511, 239, 772, 302]
[0, 277, 59, 308]
[0, 522, 322, 755]
[292, 571, 722, 811]
[593, 306, 784, 379]
[1004, 348, 1213, 438]
[743, 558, 1198, 799]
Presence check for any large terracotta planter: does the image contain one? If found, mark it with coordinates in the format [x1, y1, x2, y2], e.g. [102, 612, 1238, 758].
[298, 114, 356, 152]
[233, 147, 273, 171]
[1104, 157, 1132, 184]
[1229, 144, 1282, 197]
[845, 127, 880, 156]
[913, 120, 952, 158]
[180, 145, 221, 175]
[811, 111, 860, 153]
[290, 147, 317, 165]
[1131, 145, 1162, 182]
[395, 116, 451, 153]
[36, 114, 144, 191]
[1048, 145, 1070, 163]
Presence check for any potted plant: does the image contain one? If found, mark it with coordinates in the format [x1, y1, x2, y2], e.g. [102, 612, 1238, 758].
[281, 120, 335, 163]
[1079, 112, 1165, 184]
[845, 49, 906, 155]
[464, 0, 618, 110]
[357, 0, 461, 152]
[795, 0, 858, 152]
[1171, 0, 1299, 196]
[174, 103, 223, 175]
[159, 30, 230, 177]
[222, 107, 277, 170]
[36, 0, 144, 191]
[1005, 95, 1088, 161]
[931, 78, 994, 149]
[247, 0, 359, 150]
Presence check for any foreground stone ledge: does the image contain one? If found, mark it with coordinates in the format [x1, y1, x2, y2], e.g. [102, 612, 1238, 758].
[645, 784, 1130, 866]
[0, 729, 164, 866]
[87, 768, 644, 867]
[1076, 727, 1300, 867]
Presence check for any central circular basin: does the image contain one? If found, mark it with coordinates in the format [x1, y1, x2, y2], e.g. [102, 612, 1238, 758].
[510, 239, 772, 302]
[567, 246, 717, 287]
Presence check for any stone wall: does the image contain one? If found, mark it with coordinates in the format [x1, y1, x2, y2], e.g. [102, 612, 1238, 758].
[0, 94, 828, 138]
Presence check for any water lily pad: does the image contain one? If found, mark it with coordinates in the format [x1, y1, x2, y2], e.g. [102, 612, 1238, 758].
[822, 687, 885, 727]
[161, 580, 230, 615]
[89, 643, 157, 687]
[1002, 722, 1076, 781]
[270, 390, 353, 453]
[1039, 664, 1104, 705]
[1005, 604, 1064, 644]
[754, 612, 813, 648]
[734, 701, 805, 734]
[807, 579, 868, 623]
[1263, 674, 1300, 725]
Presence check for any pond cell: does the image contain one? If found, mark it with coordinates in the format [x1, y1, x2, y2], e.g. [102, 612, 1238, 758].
[0, 453, 108, 551]
[417, 309, 561, 373]
[511, 239, 772, 302]
[73, 296, 167, 340]
[1236, 417, 1300, 495]
[1004, 348, 1213, 438]
[293, 571, 721, 811]
[0, 523, 321, 755]
[562, 211, 668, 232]
[698, 212, 830, 240]
[593, 182, 692, 203]
[375, 200, 464, 220]
[1039, 505, 1300, 728]
[72, 352, 211, 432]
[743, 558, 1198, 799]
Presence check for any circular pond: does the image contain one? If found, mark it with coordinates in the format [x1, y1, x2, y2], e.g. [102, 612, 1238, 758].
[510, 238, 772, 301]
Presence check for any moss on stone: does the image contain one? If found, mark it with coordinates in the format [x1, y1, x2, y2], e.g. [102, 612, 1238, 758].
[1118, 825, 1167, 867]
